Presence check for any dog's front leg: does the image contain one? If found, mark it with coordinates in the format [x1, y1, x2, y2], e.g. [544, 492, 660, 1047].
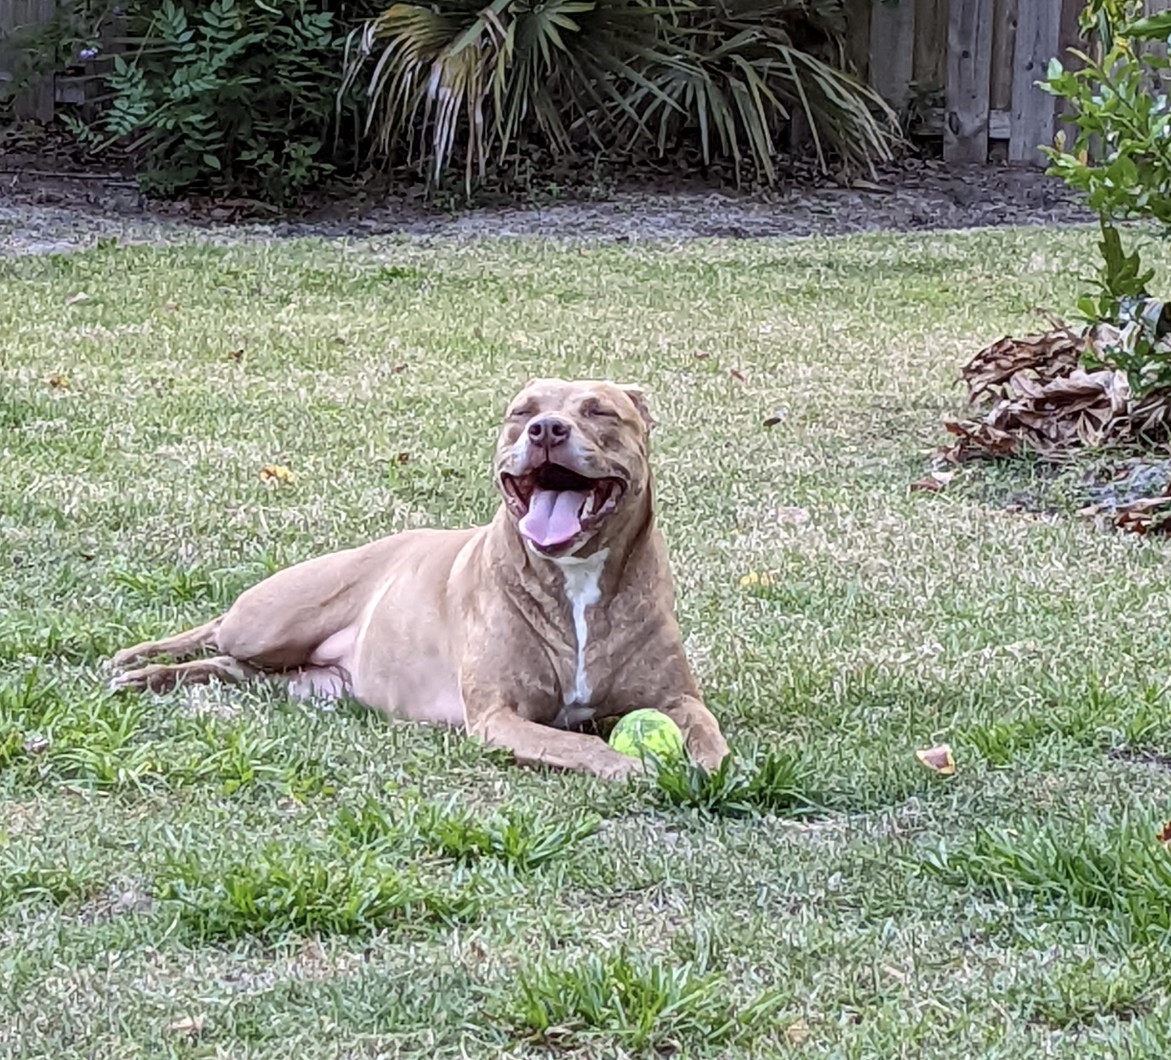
[658, 696, 730, 773]
[466, 699, 642, 782]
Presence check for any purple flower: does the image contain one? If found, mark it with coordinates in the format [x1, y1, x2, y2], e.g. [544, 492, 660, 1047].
[79, 46, 99, 60]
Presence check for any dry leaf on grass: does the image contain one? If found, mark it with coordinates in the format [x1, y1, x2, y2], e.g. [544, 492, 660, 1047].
[259, 463, 294, 485]
[65, 292, 90, 306]
[909, 470, 959, 493]
[1079, 477, 1171, 535]
[739, 571, 778, 589]
[942, 419, 1018, 460]
[47, 373, 69, 389]
[165, 1015, 205, 1036]
[775, 506, 810, 525]
[786, 1019, 812, 1045]
[1157, 821, 1171, 845]
[915, 743, 956, 776]
[1113, 495, 1171, 535]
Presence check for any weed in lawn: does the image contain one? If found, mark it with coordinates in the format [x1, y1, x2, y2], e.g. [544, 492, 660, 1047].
[415, 802, 601, 871]
[921, 812, 1171, 943]
[505, 948, 785, 1049]
[0, 853, 105, 911]
[330, 795, 600, 871]
[1018, 954, 1161, 1029]
[165, 714, 338, 798]
[156, 842, 482, 943]
[110, 562, 219, 607]
[958, 717, 1049, 766]
[652, 748, 816, 817]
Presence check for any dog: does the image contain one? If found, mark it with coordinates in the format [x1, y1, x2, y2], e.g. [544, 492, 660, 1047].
[109, 378, 730, 781]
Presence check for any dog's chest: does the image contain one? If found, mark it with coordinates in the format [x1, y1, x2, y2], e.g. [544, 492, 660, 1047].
[549, 549, 608, 727]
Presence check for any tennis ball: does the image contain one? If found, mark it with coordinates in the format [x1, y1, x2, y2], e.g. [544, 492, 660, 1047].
[609, 709, 685, 763]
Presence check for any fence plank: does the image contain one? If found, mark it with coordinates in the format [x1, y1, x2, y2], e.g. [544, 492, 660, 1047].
[1, 0, 57, 122]
[0, 0, 16, 104]
[869, 0, 916, 111]
[1054, 0, 1085, 147]
[912, 0, 948, 97]
[845, 3, 872, 84]
[990, 0, 1019, 114]
[945, 0, 995, 162]
[1009, 0, 1062, 163]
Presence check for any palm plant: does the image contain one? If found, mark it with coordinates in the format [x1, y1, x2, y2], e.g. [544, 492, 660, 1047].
[624, 0, 897, 179]
[340, 0, 898, 190]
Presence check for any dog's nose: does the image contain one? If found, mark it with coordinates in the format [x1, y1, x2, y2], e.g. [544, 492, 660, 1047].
[527, 416, 570, 448]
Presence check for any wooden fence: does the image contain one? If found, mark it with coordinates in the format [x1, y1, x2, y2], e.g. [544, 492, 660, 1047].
[1, 0, 1169, 166]
[847, 0, 1089, 165]
[847, 0, 1170, 166]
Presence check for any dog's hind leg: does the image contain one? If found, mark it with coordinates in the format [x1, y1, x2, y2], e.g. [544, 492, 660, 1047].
[111, 618, 222, 671]
[110, 653, 261, 694]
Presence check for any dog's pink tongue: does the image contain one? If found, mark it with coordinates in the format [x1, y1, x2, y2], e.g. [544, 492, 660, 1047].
[519, 489, 587, 547]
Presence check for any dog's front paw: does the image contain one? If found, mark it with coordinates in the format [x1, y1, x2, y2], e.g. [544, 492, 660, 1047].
[108, 664, 174, 694]
[689, 738, 731, 775]
[598, 752, 646, 783]
[111, 645, 150, 671]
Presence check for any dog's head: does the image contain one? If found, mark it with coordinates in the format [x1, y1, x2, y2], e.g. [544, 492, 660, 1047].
[495, 378, 653, 557]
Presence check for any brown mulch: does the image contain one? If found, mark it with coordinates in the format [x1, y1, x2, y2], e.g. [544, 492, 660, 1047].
[1, 117, 1094, 252]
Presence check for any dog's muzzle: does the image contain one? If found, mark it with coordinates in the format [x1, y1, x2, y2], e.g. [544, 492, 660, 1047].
[500, 462, 626, 551]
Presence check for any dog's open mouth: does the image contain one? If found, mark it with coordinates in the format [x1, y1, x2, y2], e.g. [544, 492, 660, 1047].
[501, 464, 625, 550]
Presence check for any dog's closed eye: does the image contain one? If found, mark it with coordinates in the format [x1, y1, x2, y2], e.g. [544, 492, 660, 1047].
[581, 399, 619, 419]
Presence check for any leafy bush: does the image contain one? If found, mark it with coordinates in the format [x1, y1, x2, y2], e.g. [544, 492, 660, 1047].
[341, 0, 897, 190]
[64, 0, 355, 202]
[1041, 2, 1171, 398]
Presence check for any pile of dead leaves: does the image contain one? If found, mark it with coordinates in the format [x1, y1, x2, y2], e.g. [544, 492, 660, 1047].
[940, 325, 1171, 463]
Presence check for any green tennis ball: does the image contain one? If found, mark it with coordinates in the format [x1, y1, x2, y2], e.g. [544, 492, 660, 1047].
[609, 709, 685, 763]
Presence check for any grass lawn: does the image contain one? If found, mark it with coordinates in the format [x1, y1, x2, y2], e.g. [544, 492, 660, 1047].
[4, 225, 1171, 1059]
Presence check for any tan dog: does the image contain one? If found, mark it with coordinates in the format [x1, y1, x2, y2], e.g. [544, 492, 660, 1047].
[109, 379, 729, 780]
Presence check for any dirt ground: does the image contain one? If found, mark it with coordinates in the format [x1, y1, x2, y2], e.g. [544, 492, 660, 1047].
[0, 155, 1093, 255]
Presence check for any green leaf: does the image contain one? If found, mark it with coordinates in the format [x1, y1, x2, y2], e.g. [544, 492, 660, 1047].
[1122, 12, 1171, 41]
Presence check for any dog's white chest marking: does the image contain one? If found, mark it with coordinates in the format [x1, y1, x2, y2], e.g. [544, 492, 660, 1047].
[550, 548, 608, 721]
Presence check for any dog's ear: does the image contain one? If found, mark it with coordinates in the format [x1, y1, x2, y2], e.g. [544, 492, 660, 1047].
[617, 384, 655, 430]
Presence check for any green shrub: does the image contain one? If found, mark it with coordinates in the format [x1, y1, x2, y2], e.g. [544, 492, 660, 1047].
[1041, 2, 1171, 398]
[64, 0, 355, 202]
